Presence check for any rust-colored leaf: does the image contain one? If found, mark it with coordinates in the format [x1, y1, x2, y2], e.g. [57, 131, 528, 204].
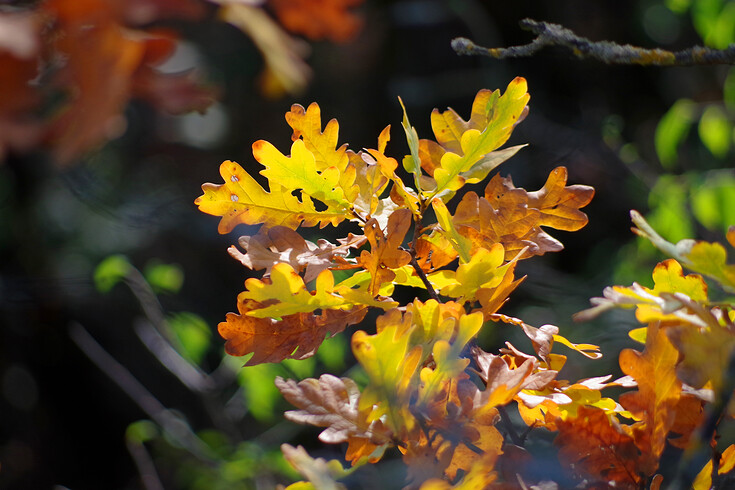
[218, 298, 366, 365]
[555, 405, 642, 488]
[268, 0, 364, 42]
[358, 209, 413, 295]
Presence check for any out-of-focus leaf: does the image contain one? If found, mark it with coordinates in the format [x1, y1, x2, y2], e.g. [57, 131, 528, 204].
[693, 444, 735, 490]
[168, 312, 211, 364]
[281, 444, 356, 490]
[619, 322, 682, 474]
[144, 260, 184, 294]
[268, 0, 364, 42]
[126, 420, 158, 444]
[316, 334, 347, 371]
[94, 254, 131, 292]
[237, 363, 283, 422]
[691, 173, 735, 232]
[220, 3, 311, 97]
[698, 104, 731, 158]
[655, 99, 695, 169]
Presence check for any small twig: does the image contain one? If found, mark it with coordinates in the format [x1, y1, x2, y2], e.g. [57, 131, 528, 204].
[452, 18, 735, 66]
[409, 254, 441, 302]
[68, 322, 217, 462]
[126, 437, 166, 490]
[134, 319, 215, 393]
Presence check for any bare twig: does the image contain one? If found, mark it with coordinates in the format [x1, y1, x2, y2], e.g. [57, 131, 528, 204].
[126, 437, 166, 490]
[134, 319, 215, 393]
[68, 322, 217, 462]
[452, 18, 735, 66]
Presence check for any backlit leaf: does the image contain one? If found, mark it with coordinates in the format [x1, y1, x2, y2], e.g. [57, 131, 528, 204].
[422, 78, 530, 200]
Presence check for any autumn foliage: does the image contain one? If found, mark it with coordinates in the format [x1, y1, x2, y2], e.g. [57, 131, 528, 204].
[0, 0, 364, 165]
[197, 78, 735, 488]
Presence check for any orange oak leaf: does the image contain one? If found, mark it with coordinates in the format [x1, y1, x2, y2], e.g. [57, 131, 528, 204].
[358, 208, 413, 295]
[555, 405, 643, 488]
[618, 322, 682, 475]
[218, 298, 366, 365]
[268, 0, 364, 42]
[525, 166, 595, 231]
[275, 375, 391, 462]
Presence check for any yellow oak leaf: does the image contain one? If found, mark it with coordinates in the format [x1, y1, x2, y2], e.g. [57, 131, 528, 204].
[421, 78, 530, 200]
[195, 160, 349, 233]
[241, 263, 394, 318]
[285, 102, 359, 203]
[254, 139, 351, 209]
[431, 244, 509, 302]
[352, 320, 422, 435]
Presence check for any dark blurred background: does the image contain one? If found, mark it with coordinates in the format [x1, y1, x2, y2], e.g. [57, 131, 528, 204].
[2, 0, 734, 488]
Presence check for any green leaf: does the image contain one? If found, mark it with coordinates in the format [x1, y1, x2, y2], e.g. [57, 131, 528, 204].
[94, 254, 131, 293]
[316, 334, 347, 371]
[144, 260, 184, 294]
[126, 420, 158, 444]
[655, 99, 695, 169]
[698, 104, 731, 158]
[168, 312, 212, 364]
[282, 356, 317, 379]
[238, 363, 283, 422]
[691, 173, 735, 232]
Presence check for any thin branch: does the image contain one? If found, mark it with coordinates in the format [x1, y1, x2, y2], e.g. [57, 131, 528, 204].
[452, 18, 735, 66]
[68, 322, 217, 463]
[126, 437, 166, 490]
[134, 319, 215, 393]
[409, 254, 441, 302]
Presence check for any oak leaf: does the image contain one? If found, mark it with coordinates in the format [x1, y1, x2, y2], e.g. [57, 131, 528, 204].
[218, 298, 366, 364]
[420, 77, 530, 200]
[276, 375, 391, 463]
[228, 225, 365, 282]
[352, 315, 423, 435]
[555, 405, 642, 488]
[358, 209, 413, 295]
[240, 263, 394, 318]
[575, 259, 709, 326]
[618, 322, 682, 475]
[196, 159, 351, 233]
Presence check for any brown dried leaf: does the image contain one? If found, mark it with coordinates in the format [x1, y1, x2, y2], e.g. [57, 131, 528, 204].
[276, 375, 391, 449]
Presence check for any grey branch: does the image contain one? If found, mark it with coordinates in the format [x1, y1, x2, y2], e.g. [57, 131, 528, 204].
[452, 18, 735, 66]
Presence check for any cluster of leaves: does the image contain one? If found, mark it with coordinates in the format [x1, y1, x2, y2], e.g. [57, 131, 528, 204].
[197, 77, 735, 488]
[0, 0, 363, 165]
